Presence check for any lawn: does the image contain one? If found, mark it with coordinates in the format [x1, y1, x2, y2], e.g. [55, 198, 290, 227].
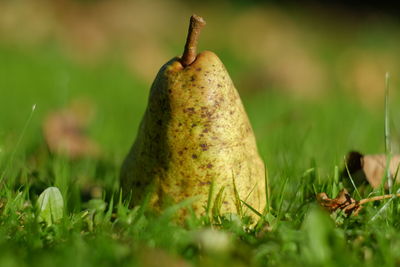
[0, 39, 400, 266]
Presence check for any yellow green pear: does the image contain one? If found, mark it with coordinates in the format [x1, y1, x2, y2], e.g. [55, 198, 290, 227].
[120, 15, 266, 220]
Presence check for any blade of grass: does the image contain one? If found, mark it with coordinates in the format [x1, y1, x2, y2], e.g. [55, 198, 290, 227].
[384, 72, 392, 193]
[212, 186, 225, 219]
[344, 157, 362, 199]
[264, 164, 271, 214]
[277, 176, 289, 217]
[231, 172, 242, 216]
[241, 199, 262, 218]
[205, 177, 215, 217]
[0, 104, 36, 185]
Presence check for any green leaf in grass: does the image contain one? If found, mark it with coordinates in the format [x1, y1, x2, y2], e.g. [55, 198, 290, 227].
[36, 187, 64, 226]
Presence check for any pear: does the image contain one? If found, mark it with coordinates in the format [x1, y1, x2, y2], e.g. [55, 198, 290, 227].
[120, 15, 266, 220]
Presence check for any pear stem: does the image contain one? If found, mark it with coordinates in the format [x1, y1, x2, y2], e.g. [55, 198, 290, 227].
[181, 14, 206, 67]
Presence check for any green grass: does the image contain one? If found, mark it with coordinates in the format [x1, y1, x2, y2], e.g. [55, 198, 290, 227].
[1, 44, 400, 267]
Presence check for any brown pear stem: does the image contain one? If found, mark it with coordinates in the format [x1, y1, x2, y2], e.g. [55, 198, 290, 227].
[181, 14, 206, 67]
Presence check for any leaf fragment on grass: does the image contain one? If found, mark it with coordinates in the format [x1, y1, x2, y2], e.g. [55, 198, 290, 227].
[344, 151, 400, 188]
[317, 189, 362, 216]
[36, 187, 64, 225]
[317, 188, 400, 217]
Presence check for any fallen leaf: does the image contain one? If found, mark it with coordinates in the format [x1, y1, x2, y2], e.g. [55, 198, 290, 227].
[43, 99, 99, 159]
[317, 188, 362, 216]
[344, 151, 400, 188]
[317, 188, 400, 216]
[317, 188, 400, 217]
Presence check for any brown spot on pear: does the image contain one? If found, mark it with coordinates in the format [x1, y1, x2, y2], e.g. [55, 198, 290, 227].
[120, 15, 266, 221]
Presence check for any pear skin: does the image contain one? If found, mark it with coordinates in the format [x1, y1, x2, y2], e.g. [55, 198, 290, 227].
[120, 16, 266, 220]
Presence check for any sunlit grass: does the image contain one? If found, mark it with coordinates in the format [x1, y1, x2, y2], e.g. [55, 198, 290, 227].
[1, 45, 400, 266]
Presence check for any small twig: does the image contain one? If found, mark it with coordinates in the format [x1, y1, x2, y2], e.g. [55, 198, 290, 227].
[359, 193, 400, 205]
[181, 14, 206, 67]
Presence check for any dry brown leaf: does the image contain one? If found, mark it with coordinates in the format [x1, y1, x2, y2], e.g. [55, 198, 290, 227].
[43, 99, 100, 159]
[317, 189, 362, 216]
[345, 151, 400, 188]
[317, 188, 400, 216]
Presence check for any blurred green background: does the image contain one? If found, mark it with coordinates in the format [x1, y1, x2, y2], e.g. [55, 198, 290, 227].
[1, 0, 400, 186]
[3, 1, 400, 266]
